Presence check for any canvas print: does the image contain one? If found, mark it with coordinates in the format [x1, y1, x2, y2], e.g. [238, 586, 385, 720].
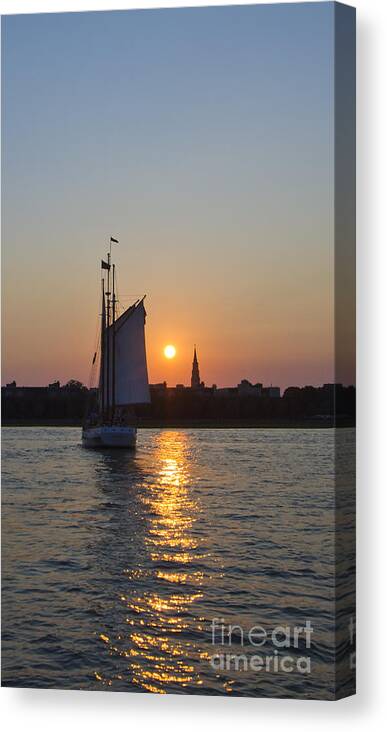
[1, 2, 356, 699]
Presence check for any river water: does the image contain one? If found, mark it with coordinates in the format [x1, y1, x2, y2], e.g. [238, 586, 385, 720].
[1, 427, 355, 698]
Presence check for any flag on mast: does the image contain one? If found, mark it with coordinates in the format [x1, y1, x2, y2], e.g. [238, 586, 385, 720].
[110, 236, 119, 244]
[101, 259, 110, 270]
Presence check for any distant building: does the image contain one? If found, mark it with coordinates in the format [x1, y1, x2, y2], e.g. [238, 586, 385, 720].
[150, 382, 167, 394]
[323, 383, 343, 393]
[237, 380, 262, 397]
[263, 386, 281, 398]
[2, 384, 53, 400]
[215, 387, 237, 398]
[191, 346, 202, 389]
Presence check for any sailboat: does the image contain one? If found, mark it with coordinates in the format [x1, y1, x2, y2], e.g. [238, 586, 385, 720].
[82, 239, 150, 448]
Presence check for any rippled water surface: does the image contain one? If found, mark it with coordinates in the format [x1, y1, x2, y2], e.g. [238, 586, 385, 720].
[2, 428, 355, 698]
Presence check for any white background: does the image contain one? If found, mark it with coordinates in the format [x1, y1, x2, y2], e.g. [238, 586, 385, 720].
[0, 0, 386, 729]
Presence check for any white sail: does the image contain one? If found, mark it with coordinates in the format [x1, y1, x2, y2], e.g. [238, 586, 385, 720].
[103, 299, 150, 406]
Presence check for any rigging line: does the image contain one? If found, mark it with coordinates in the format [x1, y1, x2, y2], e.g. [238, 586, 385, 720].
[118, 296, 144, 311]
[92, 312, 100, 355]
[84, 338, 101, 425]
[90, 346, 99, 384]
[89, 352, 98, 393]
[114, 269, 125, 318]
[87, 352, 97, 390]
[114, 267, 122, 316]
[87, 314, 101, 389]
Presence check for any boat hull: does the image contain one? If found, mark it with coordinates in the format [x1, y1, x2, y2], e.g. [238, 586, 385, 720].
[82, 425, 137, 449]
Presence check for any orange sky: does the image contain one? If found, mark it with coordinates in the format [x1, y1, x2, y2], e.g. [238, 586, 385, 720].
[1, 6, 355, 391]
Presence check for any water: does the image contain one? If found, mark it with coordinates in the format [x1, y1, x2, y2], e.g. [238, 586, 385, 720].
[1, 428, 355, 698]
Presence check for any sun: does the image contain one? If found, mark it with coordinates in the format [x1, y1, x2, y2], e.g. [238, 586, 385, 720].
[164, 344, 176, 359]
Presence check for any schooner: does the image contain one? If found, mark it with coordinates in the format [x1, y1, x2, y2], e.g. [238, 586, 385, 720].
[82, 238, 150, 448]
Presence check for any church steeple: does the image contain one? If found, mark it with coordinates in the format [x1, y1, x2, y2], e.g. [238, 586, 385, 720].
[191, 345, 201, 389]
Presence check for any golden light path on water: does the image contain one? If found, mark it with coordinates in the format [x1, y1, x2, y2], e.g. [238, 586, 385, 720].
[96, 432, 212, 694]
[2, 428, 351, 698]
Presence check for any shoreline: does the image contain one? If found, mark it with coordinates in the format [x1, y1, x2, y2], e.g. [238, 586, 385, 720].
[2, 418, 354, 429]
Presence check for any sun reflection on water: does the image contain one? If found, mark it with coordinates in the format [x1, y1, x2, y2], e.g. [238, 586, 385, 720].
[95, 431, 211, 693]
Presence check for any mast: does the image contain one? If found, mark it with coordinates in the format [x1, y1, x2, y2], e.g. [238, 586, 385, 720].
[100, 237, 118, 423]
[111, 263, 116, 423]
[100, 278, 106, 417]
[105, 246, 111, 418]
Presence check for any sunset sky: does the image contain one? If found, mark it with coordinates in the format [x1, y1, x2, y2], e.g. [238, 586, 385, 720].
[2, 3, 353, 390]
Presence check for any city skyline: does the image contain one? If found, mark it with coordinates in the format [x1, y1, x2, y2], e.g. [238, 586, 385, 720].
[2, 4, 355, 391]
[3, 337, 354, 394]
